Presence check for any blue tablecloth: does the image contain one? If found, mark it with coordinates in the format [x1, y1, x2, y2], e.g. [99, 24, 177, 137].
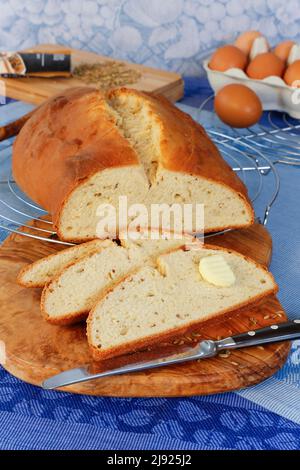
[0, 79, 300, 450]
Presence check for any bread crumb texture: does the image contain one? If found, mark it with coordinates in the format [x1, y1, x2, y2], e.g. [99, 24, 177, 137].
[42, 237, 186, 322]
[89, 247, 276, 358]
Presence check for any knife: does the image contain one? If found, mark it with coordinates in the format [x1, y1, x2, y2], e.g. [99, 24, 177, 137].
[42, 320, 300, 390]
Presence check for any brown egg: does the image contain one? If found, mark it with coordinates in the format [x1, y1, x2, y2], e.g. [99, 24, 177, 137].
[247, 52, 285, 79]
[284, 60, 300, 87]
[214, 84, 263, 128]
[209, 45, 248, 72]
[235, 31, 262, 55]
[274, 40, 295, 62]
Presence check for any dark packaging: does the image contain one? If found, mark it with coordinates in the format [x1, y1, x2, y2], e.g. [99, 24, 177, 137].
[0, 51, 71, 78]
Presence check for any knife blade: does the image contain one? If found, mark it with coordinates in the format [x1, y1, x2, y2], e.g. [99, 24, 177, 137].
[42, 320, 300, 390]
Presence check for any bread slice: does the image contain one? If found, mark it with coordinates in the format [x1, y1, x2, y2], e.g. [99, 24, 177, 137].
[13, 87, 254, 243]
[41, 237, 193, 325]
[18, 239, 112, 288]
[87, 246, 277, 361]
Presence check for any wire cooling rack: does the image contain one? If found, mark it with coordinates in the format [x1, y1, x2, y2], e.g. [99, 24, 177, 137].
[0, 101, 299, 246]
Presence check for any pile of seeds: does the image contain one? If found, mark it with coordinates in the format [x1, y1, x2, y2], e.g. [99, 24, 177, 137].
[72, 61, 141, 89]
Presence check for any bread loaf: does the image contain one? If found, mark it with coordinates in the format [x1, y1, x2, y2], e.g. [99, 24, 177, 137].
[13, 87, 254, 242]
[87, 246, 277, 361]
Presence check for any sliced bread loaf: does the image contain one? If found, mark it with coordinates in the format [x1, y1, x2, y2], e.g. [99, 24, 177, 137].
[18, 239, 112, 288]
[13, 87, 254, 242]
[87, 246, 277, 361]
[41, 237, 193, 325]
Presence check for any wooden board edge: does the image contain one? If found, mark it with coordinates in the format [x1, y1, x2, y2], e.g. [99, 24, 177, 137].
[2, 44, 184, 105]
[2, 335, 290, 397]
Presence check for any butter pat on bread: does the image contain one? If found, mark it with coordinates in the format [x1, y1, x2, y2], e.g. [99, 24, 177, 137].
[199, 254, 236, 287]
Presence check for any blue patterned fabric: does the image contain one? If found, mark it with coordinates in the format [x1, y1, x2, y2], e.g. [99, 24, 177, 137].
[1, 368, 300, 450]
[0, 80, 300, 450]
[1, 1, 300, 76]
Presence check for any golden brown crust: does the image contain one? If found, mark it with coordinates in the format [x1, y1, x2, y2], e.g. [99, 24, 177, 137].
[87, 243, 277, 361]
[13, 87, 254, 241]
[43, 309, 88, 326]
[109, 88, 251, 198]
[12, 87, 139, 227]
[109, 88, 254, 226]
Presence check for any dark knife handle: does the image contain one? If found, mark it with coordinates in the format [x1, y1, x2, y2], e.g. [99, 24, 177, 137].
[218, 320, 300, 351]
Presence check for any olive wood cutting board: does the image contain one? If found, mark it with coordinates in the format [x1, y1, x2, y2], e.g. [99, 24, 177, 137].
[1, 44, 184, 104]
[0, 220, 289, 396]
